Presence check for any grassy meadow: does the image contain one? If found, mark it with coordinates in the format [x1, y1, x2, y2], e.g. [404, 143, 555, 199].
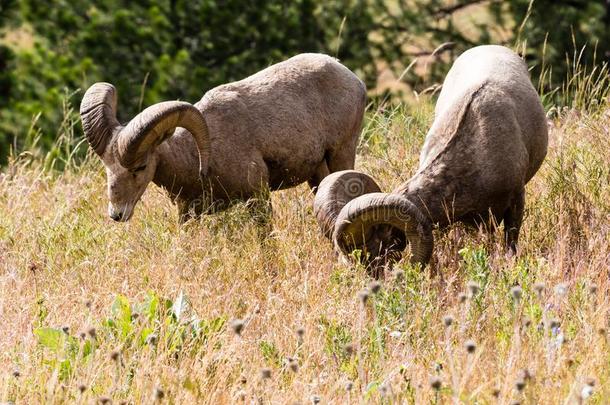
[1, 73, 609, 403]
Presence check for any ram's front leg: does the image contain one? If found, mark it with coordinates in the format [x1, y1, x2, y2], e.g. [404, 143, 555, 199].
[503, 189, 525, 254]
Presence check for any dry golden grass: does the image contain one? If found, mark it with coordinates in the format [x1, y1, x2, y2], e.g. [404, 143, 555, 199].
[0, 101, 608, 404]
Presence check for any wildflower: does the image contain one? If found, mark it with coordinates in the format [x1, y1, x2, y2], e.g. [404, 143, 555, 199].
[554, 283, 568, 297]
[154, 387, 165, 401]
[393, 269, 405, 281]
[548, 318, 561, 330]
[389, 330, 402, 338]
[230, 319, 245, 336]
[443, 315, 454, 327]
[515, 378, 526, 392]
[458, 292, 468, 303]
[467, 281, 480, 296]
[369, 281, 382, 294]
[464, 339, 476, 354]
[286, 357, 299, 373]
[533, 282, 545, 297]
[510, 286, 523, 301]
[109, 350, 120, 362]
[260, 368, 272, 380]
[429, 376, 442, 390]
[358, 289, 370, 304]
[343, 343, 354, 356]
[234, 390, 246, 401]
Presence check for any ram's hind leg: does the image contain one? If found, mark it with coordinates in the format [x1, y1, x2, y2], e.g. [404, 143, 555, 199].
[503, 189, 525, 254]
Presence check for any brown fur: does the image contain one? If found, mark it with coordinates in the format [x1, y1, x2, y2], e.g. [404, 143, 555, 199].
[93, 54, 366, 222]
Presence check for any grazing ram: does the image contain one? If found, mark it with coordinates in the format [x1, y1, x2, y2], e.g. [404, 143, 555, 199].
[314, 45, 548, 271]
[80, 53, 366, 222]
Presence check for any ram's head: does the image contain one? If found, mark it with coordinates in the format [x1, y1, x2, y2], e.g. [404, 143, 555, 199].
[80, 83, 210, 221]
[314, 170, 433, 274]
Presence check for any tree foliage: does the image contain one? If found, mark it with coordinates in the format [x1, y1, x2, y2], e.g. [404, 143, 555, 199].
[0, 0, 608, 165]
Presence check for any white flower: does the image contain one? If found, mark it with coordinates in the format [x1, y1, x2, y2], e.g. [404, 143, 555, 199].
[389, 331, 402, 338]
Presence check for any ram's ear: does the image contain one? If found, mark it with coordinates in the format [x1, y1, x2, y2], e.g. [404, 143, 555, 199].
[80, 83, 122, 156]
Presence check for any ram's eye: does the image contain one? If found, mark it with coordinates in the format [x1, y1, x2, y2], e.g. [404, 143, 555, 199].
[131, 165, 147, 173]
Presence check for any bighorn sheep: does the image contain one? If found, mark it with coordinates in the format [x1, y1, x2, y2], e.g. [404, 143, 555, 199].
[314, 45, 548, 270]
[80, 53, 365, 222]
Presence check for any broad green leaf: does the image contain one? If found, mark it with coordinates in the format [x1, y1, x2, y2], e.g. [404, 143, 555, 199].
[34, 327, 64, 352]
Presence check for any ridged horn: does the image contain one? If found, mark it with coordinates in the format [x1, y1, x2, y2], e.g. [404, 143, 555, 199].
[117, 101, 211, 177]
[333, 193, 433, 266]
[313, 170, 382, 239]
[80, 82, 121, 156]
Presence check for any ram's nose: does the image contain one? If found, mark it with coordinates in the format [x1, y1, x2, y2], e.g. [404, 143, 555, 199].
[110, 211, 124, 222]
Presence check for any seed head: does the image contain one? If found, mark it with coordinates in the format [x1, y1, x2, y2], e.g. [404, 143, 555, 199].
[78, 384, 87, 393]
[509, 401, 521, 405]
[239, 375, 247, 385]
[369, 281, 382, 294]
[464, 339, 476, 354]
[510, 286, 523, 301]
[110, 350, 120, 362]
[548, 318, 561, 330]
[588, 283, 598, 295]
[429, 376, 442, 390]
[260, 368, 272, 380]
[466, 281, 480, 296]
[522, 316, 532, 328]
[492, 388, 500, 398]
[230, 319, 245, 336]
[343, 343, 354, 356]
[515, 378, 526, 392]
[533, 282, 545, 297]
[393, 269, 405, 281]
[311, 395, 321, 404]
[296, 327, 305, 339]
[12, 369, 21, 378]
[98, 397, 111, 404]
[146, 334, 158, 345]
[519, 369, 532, 381]
[85, 300, 92, 309]
[358, 289, 370, 304]
[554, 283, 568, 297]
[345, 381, 354, 391]
[234, 390, 246, 401]
[443, 315, 454, 327]
[87, 327, 97, 339]
[287, 358, 299, 373]
[62, 326, 70, 334]
[458, 292, 468, 303]
[154, 387, 165, 400]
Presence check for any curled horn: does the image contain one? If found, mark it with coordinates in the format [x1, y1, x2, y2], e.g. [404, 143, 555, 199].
[80, 82, 121, 156]
[313, 170, 382, 239]
[333, 192, 433, 266]
[80, 82, 211, 179]
[117, 101, 211, 177]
